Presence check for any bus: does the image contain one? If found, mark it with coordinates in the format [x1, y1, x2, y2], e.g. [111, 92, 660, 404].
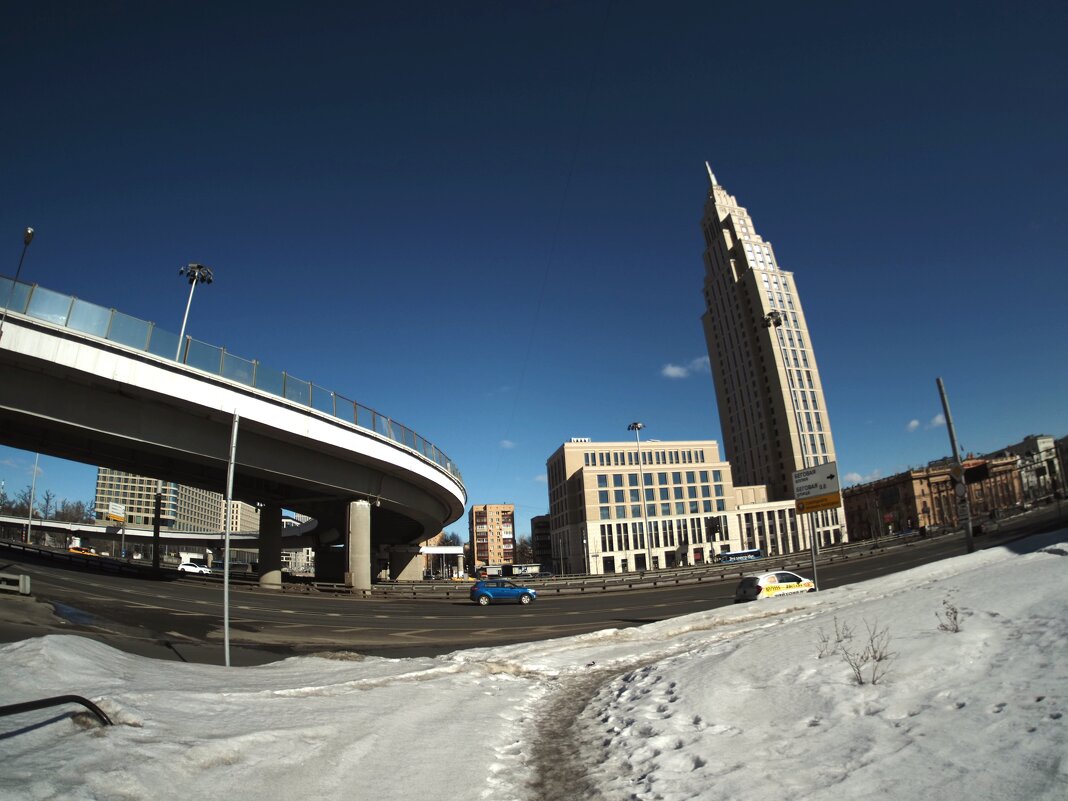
[715, 548, 763, 564]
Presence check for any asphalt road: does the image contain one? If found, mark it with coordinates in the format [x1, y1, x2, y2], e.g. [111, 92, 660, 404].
[1, 513, 1060, 667]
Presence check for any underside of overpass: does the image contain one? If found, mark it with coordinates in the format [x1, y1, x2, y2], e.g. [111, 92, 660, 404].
[0, 313, 466, 590]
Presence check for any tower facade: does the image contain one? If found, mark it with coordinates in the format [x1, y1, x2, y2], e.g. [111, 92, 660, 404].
[699, 165, 844, 542]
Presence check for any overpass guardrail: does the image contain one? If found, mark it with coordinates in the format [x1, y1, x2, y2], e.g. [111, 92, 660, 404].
[0, 275, 462, 484]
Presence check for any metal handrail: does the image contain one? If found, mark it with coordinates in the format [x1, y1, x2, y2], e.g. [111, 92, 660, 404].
[0, 694, 113, 727]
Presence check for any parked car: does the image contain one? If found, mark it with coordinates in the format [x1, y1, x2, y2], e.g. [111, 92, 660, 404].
[470, 580, 537, 606]
[68, 545, 99, 557]
[178, 562, 212, 575]
[733, 570, 815, 603]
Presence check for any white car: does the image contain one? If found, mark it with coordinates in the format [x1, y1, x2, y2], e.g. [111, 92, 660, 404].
[733, 570, 815, 602]
[178, 562, 212, 575]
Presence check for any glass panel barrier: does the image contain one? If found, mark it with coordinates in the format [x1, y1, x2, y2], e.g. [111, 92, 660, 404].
[355, 404, 373, 430]
[67, 298, 112, 338]
[335, 396, 356, 424]
[5, 279, 462, 482]
[221, 352, 256, 386]
[107, 311, 152, 350]
[284, 374, 310, 406]
[185, 338, 223, 374]
[0, 278, 29, 313]
[147, 326, 179, 359]
[311, 384, 334, 415]
[25, 286, 73, 325]
[255, 364, 285, 397]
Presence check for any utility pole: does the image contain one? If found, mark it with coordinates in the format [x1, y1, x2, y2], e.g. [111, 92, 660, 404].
[936, 377, 974, 553]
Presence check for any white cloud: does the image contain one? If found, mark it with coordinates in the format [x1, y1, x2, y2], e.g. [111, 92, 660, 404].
[533, 474, 547, 484]
[928, 413, 945, 428]
[906, 420, 920, 432]
[661, 356, 710, 379]
[844, 469, 883, 485]
[499, 440, 515, 449]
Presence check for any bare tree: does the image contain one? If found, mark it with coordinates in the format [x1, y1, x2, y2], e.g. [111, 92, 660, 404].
[41, 490, 57, 520]
[13, 485, 35, 517]
[514, 535, 534, 564]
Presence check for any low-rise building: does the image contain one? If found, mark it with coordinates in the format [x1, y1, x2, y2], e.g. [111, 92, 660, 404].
[546, 437, 826, 575]
[842, 454, 1023, 538]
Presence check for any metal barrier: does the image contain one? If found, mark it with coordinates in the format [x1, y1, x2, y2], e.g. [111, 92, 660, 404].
[0, 571, 31, 595]
[0, 695, 112, 727]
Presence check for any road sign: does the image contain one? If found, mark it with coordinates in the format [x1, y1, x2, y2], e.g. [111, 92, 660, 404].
[793, 461, 842, 515]
[796, 492, 842, 514]
[107, 502, 126, 523]
[792, 462, 841, 499]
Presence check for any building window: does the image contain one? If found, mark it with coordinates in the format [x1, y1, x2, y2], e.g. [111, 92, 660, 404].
[597, 474, 608, 488]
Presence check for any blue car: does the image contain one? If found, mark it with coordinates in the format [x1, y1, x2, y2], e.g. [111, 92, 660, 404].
[470, 580, 537, 606]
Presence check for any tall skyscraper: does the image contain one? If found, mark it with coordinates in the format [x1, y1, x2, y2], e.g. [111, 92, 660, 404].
[699, 164, 844, 542]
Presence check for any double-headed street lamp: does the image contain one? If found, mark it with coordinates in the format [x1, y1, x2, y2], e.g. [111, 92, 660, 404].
[0, 227, 35, 343]
[175, 263, 214, 361]
[628, 422, 654, 571]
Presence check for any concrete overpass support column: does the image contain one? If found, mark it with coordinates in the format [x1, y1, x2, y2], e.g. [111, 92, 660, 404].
[345, 500, 372, 592]
[258, 505, 283, 590]
[389, 548, 423, 581]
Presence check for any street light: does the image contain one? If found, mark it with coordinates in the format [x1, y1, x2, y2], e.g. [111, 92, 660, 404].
[175, 263, 214, 361]
[628, 422, 654, 571]
[0, 227, 35, 344]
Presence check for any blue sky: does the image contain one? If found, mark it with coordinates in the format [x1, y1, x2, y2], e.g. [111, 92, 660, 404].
[2, 1, 1066, 540]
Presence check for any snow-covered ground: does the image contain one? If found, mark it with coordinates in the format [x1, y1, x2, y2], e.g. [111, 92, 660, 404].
[2, 531, 1066, 801]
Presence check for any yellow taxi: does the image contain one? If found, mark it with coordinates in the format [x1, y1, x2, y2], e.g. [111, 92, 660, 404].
[68, 545, 99, 557]
[733, 570, 815, 602]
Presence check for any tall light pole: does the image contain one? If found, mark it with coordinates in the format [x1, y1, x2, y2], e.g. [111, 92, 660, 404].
[936, 377, 974, 553]
[176, 263, 214, 361]
[628, 422, 654, 571]
[0, 227, 35, 344]
[26, 452, 40, 545]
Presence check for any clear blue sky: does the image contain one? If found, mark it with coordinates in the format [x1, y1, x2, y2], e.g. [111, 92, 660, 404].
[2, 1, 1066, 541]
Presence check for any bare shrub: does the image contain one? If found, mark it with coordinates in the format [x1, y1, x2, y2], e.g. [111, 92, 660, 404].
[816, 616, 854, 659]
[937, 600, 961, 633]
[841, 620, 894, 685]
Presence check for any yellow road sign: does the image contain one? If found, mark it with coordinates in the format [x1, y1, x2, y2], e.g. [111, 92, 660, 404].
[796, 491, 841, 514]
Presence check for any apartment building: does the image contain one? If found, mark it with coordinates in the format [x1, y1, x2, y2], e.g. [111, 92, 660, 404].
[468, 503, 515, 567]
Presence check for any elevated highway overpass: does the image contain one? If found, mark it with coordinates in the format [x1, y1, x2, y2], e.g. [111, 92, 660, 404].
[0, 276, 467, 591]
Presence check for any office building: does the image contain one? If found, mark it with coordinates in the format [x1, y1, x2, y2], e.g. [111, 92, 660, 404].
[699, 164, 844, 544]
[94, 468, 260, 533]
[546, 437, 811, 575]
[530, 514, 552, 569]
[468, 503, 515, 567]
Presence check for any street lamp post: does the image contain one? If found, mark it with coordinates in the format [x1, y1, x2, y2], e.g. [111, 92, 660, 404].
[628, 422, 654, 571]
[0, 227, 35, 344]
[26, 452, 40, 545]
[175, 263, 214, 361]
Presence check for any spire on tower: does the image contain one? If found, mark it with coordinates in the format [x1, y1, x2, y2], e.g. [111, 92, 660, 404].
[704, 161, 718, 187]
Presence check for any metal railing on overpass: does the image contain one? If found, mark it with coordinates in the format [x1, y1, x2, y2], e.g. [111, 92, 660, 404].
[1, 276, 461, 483]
